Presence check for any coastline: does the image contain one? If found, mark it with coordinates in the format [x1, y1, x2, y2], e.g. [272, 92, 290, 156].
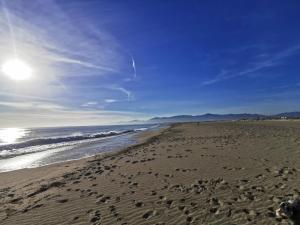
[0, 125, 168, 187]
[0, 124, 165, 173]
[0, 121, 299, 224]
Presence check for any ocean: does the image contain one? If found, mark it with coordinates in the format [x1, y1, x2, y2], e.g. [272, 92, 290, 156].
[0, 124, 159, 172]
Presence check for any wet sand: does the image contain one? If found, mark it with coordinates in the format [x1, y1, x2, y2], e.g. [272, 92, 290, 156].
[0, 121, 299, 225]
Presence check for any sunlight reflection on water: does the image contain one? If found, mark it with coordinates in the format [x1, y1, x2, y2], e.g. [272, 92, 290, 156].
[0, 128, 28, 144]
[0, 150, 54, 172]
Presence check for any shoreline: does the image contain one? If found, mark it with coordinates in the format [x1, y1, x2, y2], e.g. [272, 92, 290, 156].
[0, 125, 168, 174]
[1, 121, 299, 224]
[0, 125, 169, 187]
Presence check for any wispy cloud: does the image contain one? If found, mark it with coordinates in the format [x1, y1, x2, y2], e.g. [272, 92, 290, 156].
[105, 99, 117, 103]
[0, 91, 53, 101]
[0, 100, 66, 110]
[0, 0, 126, 82]
[81, 101, 98, 107]
[202, 45, 300, 85]
[109, 86, 134, 101]
[47, 55, 118, 73]
[0, 0, 144, 126]
[0, 99, 149, 127]
[117, 87, 132, 101]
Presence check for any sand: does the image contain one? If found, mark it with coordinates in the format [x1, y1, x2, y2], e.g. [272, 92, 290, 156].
[0, 121, 299, 225]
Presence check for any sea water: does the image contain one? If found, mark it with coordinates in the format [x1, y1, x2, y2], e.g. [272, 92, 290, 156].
[0, 124, 159, 172]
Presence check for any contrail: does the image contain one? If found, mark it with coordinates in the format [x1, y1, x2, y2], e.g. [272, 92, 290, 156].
[1, 0, 17, 56]
[48, 55, 118, 72]
[117, 87, 131, 101]
[110, 86, 132, 101]
[131, 56, 136, 79]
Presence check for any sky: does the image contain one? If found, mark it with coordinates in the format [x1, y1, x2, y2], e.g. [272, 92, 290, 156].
[0, 0, 300, 127]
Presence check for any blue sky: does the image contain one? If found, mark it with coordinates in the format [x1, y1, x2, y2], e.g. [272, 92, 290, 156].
[0, 0, 300, 127]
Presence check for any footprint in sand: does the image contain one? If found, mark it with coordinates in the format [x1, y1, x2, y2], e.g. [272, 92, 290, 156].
[135, 201, 144, 207]
[73, 216, 79, 221]
[56, 198, 68, 203]
[165, 199, 174, 208]
[142, 210, 155, 219]
[89, 210, 101, 224]
[186, 215, 193, 223]
[109, 205, 116, 213]
[96, 195, 111, 204]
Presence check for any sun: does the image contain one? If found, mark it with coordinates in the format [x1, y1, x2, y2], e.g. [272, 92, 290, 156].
[1, 58, 33, 81]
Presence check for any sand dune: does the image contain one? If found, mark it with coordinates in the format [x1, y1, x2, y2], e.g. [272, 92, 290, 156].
[0, 121, 299, 225]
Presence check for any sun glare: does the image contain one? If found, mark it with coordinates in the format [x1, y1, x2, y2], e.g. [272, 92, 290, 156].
[0, 128, 27, 144]
[1, 58, 33, 81]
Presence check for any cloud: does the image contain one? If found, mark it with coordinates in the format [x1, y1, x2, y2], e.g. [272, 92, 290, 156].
[0, 0, 145, 127]
[0, 91, 53, 101]
[0, 0, 126, 84]
[73, 85, 134, 102]
[105, 99, 117, 103]
[0, 110, 147, 128]
[0, 99, 149, 127]
[47, 55, 118, 73]
[109, 86, 134, 101]
[117, 87, 132, 100]
[0, 100, 66, 110]
[81, 101, 98, 107]
[202, 44, 300, 85]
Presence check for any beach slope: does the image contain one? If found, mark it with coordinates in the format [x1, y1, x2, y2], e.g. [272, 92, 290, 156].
[0, 121, 299, 224]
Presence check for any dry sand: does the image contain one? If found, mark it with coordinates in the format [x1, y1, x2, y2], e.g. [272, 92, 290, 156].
[0, 121, 299, 225]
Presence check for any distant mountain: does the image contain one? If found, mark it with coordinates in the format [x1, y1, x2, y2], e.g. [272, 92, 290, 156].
[274, 112, 300, 118]
[148, 113, 265, 123]
[129, 112, 300, 124]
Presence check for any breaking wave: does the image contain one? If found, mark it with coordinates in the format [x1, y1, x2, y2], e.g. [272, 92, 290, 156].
[0, 128, 147, 152]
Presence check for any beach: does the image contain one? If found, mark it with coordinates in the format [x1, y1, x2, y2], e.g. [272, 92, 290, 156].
[0, 121, 299, 225]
